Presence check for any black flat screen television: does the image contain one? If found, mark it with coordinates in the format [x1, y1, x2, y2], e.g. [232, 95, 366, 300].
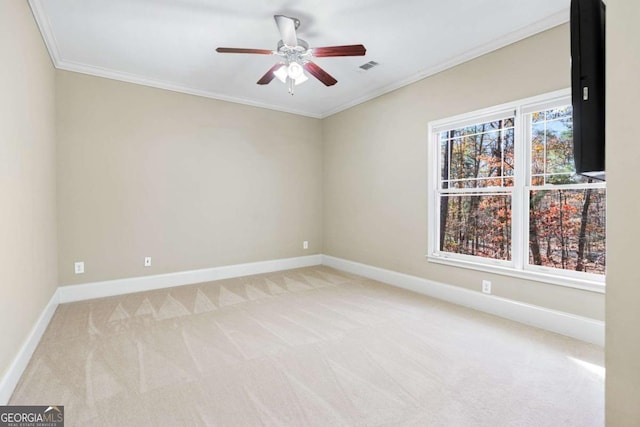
[570, 0, 606, 181]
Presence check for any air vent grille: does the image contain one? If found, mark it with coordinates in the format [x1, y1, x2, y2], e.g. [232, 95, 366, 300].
[359, 61, 379, 70]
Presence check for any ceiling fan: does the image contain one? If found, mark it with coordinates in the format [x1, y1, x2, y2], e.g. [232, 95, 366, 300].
[216, 15, 366, 95]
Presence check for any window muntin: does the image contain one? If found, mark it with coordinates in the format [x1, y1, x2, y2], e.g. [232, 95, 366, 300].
[429, 91, 606, 288]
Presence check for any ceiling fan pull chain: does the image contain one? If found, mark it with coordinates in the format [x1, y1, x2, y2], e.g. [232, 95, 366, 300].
[288, 77, 295, 95]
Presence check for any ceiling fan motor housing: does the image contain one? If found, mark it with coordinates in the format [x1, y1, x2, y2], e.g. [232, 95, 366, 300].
[277, 39, 311, 73]
[277, 39, 309, 54]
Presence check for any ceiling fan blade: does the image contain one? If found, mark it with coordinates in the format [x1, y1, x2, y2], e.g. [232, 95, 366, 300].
[257, 64, 284, 85]
[216, 47, 273, 55]
[303, 62, 337, 86]
[274, 15, 298, 47]
[312, 44, 367, 57]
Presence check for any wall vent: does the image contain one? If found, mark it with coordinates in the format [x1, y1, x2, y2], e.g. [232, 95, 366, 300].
[359, 61, 379, 70]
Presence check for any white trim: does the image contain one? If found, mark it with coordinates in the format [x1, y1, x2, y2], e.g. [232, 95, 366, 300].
[58, 255, 323, 303]
[322, 11, 569, 118]
[0, 252, 603, 404]
[322, 255, 604, 346]
[27, 0, 62, 69]
[428, 89, 571, 130]
[427, 255, 605, 293]
[431, 109, 516, 134]
[28, 0, 567, 119]
[0, 291, 59, 405]
[513, 104, 526, 270]
[427, 88, 607, 290]
[27, 1, 322, 119]
[527, 182, 607, 191]
[0, 254, 322, 402]
[53, 59, 325, 119]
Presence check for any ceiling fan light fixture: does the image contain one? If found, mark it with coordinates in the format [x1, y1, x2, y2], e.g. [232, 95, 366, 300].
[273, 64, 288, 83]
[294, 73, 308, 86]
[287, 62, 304, 79]
[274, 62, 308, 87]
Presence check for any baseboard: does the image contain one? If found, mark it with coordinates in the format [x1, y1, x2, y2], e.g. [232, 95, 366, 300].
[58, 254, 323, 303]
[1, 252, 602, 405]
[322, 255, 604, 346]
[0, 254, 323, 403]
[0, 290, 59, 404]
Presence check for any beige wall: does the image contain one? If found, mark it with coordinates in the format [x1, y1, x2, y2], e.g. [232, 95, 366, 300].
[323, 24, 604, 320]
[56, 71, 323, 285]
[8, 2, 640, 416]
[0, 2, 58, 379]
[606, 0, 640, 424]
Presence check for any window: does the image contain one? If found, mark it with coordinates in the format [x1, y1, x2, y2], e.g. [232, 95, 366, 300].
[428, 90, 606, 291]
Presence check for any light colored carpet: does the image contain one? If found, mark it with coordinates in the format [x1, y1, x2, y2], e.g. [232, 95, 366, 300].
[10, 266, 603, 426]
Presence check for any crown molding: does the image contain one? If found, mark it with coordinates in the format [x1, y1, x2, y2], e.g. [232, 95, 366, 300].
[54, 59, 323, 119]
[28, 0, 568, 120]
[27, 0, 322, 118]
[28, 0, 62, 68]
[320, 10, 569, 118]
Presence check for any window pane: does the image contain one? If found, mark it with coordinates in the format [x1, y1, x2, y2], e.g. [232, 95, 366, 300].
[531, 176, 544, 186]
[545, 119, 574, 175]
[529, 189, 606, 274]
[440, 194, 512, 261]
[532, 111, 545, 123]
[546, 106, 572, 121]
[530, 105, 592, 186]
[502, 127, 515, 178]
[440, 118, 515, 189]
[440, 139, 449, 183]
[531, 123, 546, 176]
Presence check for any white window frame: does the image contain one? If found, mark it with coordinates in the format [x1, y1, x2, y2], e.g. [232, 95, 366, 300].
[427, 89, 605, 293]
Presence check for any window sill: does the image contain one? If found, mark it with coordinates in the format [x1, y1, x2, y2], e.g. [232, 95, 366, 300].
[426, 254, 605, 294]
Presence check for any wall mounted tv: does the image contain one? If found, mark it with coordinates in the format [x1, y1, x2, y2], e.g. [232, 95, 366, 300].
[570, 0, 606, 181]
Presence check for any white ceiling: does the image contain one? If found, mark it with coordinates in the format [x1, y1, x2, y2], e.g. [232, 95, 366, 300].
[29, 0, 570, 118]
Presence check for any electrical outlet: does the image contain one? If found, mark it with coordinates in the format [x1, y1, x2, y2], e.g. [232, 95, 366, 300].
[74, 261, 85, 274]
[144, 257, 152, 267]
[303, 241, 309, 249]
[482, 280, 492, 294]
